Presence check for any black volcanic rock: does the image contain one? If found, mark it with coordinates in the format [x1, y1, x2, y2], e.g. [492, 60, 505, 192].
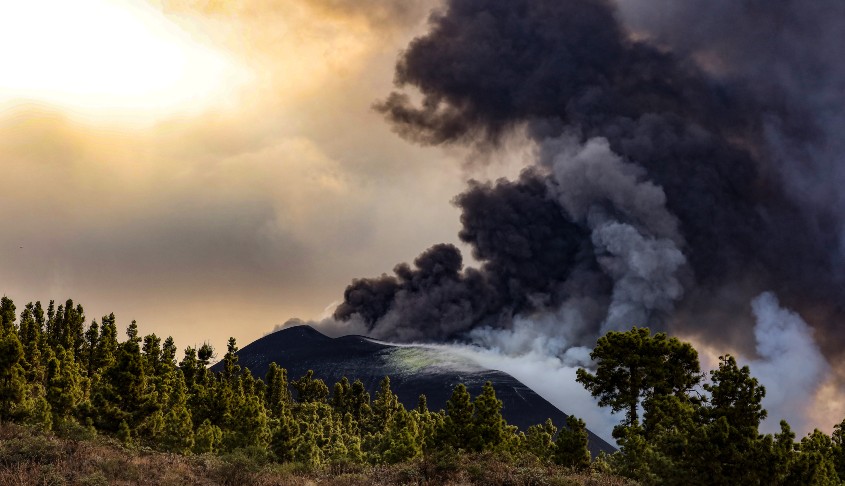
[216, 325, 615, 456]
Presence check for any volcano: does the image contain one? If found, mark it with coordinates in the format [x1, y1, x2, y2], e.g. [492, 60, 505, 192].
[218, 325, 615, 456]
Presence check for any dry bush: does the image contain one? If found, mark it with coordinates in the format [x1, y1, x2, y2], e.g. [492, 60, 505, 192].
[0, 424, 631, 486]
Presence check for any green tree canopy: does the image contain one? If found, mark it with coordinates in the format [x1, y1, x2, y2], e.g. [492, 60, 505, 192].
[554, 415, 591, 470]
[292, 370, 329, 404]
[576, 327, 701, 438]
[472, 381, 508, 451]
[443, 383, 475, 451]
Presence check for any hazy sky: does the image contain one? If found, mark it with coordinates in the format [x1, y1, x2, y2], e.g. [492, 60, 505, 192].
[0, 0, 488, 350]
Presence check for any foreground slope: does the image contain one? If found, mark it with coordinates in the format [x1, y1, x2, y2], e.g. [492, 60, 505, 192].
[220, 325, 615, 456]
[0, 422, 631, 486]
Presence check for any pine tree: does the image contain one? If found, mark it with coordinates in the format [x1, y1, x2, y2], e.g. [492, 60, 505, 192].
[179, 346, 199, 388]
[704, 355, 766, 433]
[0, 314, 28, 420]
[324, 416, 350, 464]
[554, 415, 591, 470]
[51, 300, 85, 358]
[773, 420, 798, 483]
[126, 320, 140, 345]
[266, 363, 292, 418]
[443, 383, 475, 451]
[371, 376, 402, 433]
[157, 370, 194, 453]
[524, 419, 558, 462]
[161, 337, 177, 370]
[644, 395, 706, 485]
[45, 346, 84, 421]
[28, 394, 53, 431]
[289, 401, 331, 466]
[361, 377, 405, 463]
[415, 394, 441, 453]
[225, 394, 271, 450]
[94, 322, 150, 432]
[198, 343, 214, 367]
[222, 337, 241, 383]
[142, 333, 162, 376]
[193, 343, 214, 390]
[45, 301, 56, 345]
[269, 409, 299, 462]
[189, 374, 228, 433]
[161, 407, 194, 454]
[292, 370, 329, 404]
[687, 354, 768, 484]
[240, 367, 259, 398]
[382, 408, 422, 463]
[117, 419, 133, 446]
[833, 418, 845, 482]
[139, 409, 165, 442]
[83, 320, 99, 377]
[789, 429, 839, 485]
[0, 296, 16, 335]
[417, 394, 428, 415]
[340, 415, 364, 464]
[472, 381, 507, 451]
[32, 301, 45, 332]
[348, 379, 372, 424]
[611, 429, 662, 484]
[294, 428, 324, 467]
[194, 418, 223, 454]
[17, 303, 44, 383]
[331, 376, 351, 415]
[120, 328, 171, 443]
[93, 313, 118, 371]
[577, 328, 701, 438]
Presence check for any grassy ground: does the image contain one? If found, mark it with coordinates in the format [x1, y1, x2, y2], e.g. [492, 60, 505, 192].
[0, 423, 633, 486]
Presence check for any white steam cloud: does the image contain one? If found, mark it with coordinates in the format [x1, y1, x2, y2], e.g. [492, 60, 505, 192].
[449, 334, 618, 443]
[747, 291, 830, 434]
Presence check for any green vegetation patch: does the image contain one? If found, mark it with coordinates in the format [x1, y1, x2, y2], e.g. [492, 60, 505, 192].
[383, 345, 484, 376]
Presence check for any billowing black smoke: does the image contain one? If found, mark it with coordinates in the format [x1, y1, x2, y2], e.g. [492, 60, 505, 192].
[334, 0, 845, 358]
[335, 170, 600, 341]
[455, 170, 592, 309]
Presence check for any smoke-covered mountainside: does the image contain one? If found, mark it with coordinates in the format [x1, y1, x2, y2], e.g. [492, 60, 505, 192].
[216, 325, 615, 456]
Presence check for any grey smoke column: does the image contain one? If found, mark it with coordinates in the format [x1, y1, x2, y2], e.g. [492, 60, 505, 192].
[544, 137, 687, 332]
[334, 0, 845, 360]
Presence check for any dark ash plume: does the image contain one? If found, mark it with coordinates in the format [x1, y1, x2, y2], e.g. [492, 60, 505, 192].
[335, 171, 601, 341]
[454, 169, 590, 309]
[615, 0, 845, 216]
[336, 0, 845, 362]
[335, 243, 498, 341]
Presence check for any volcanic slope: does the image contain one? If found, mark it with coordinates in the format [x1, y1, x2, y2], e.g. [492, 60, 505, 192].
[219, 325, 615, 456]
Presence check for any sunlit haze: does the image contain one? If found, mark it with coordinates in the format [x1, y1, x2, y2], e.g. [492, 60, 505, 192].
[0, 0, 248, 123]
[0, 0, 458, 353]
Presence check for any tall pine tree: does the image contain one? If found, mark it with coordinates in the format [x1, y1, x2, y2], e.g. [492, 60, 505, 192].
[443, 383, 475, 451]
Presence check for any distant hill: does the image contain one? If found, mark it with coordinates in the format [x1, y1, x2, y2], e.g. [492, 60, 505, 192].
[215, 325, 615, 456]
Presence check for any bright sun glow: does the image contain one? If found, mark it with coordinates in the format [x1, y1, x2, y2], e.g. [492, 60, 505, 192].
[0, 0, 249, 124]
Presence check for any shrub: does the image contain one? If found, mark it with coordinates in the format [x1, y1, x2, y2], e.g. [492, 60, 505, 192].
[0, 435, 63, 466]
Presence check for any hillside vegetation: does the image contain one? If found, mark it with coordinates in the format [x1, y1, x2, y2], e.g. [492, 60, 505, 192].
[0, 422, 634, 486]
[1, 296, 844, 484]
